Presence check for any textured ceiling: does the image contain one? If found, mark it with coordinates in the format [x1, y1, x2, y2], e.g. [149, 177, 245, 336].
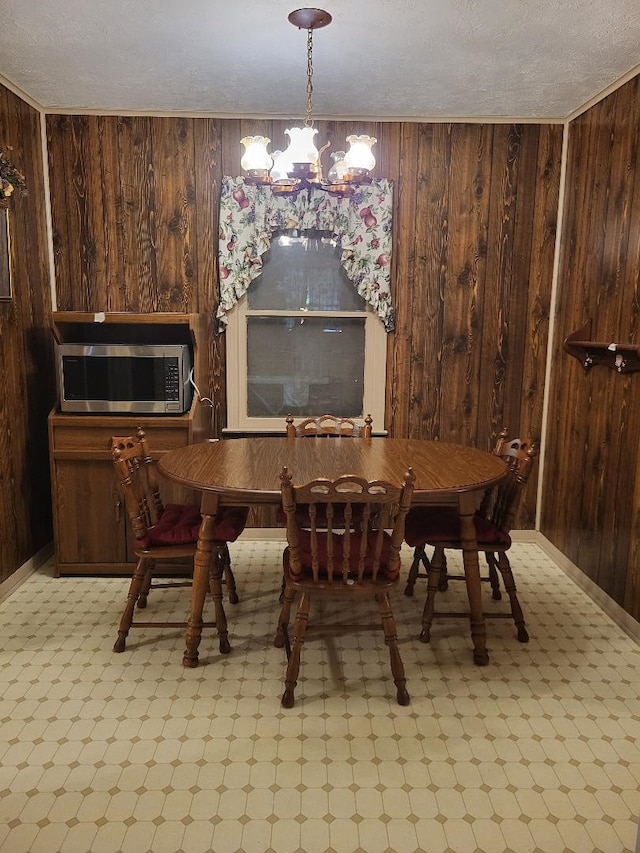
[2, 0, 640, 120]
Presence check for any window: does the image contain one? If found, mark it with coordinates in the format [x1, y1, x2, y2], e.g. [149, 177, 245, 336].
[226, 229, 386, 431]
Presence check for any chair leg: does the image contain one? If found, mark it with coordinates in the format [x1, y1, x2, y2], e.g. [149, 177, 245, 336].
[420, 546, 446, 643]
[485, 552, 502, 600]
[137, 564, 153, 609]
[274, 582, 295, 653]
[437, 550, 449, 592]
[377, 592, 410, 706]
[492, 552, 529, 642]
[221, 544, 239, 605]
[282, 592, 310, 708]
[114, 557, 150, 652]
[404, 545, 430, 596]
[207, 546, 231, 655]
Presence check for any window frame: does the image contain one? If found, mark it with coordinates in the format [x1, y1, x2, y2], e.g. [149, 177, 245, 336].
[225, 298, 387, 433]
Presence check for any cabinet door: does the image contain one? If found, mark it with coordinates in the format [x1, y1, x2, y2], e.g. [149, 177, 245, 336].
[54, 460, 128, 565]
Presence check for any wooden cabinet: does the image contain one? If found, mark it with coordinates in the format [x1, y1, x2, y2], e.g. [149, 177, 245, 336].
[53, 457, 128, 567]
[48, 312, 210, 576]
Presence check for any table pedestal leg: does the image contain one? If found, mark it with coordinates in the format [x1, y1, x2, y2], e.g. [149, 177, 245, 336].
[183, 514, 230, 667]
[458, 494, 490, 666]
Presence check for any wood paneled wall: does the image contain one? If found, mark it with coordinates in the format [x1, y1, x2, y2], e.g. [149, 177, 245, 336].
[5, 78, 640, 621]
[0, 85, 54, 581]
[542, 75, 640, 618]
[46, 115, 562, 530]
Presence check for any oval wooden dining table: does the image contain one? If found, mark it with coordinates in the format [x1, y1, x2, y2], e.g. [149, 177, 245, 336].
[158, 437, 507, 668]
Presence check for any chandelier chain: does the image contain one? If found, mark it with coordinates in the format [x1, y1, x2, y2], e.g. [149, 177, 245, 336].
[305, 27, 314, 127]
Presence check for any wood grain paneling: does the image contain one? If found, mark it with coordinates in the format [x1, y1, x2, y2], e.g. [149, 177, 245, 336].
[388, 122, 419, 439]
[47, 115, 204, 315]
[386, 122, 562, 527]
[0, 84, 54, 582]
[5, 72, 640, 622]
[542, 75, 640, 615]
[45, 116, 561, 534]
[193, 119, 223, 435]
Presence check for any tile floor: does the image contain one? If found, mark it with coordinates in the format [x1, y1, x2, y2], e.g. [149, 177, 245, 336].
[0, 541, 639, 853]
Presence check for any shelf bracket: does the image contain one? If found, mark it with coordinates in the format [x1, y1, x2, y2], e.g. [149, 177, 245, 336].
[563, 319, 640, 374]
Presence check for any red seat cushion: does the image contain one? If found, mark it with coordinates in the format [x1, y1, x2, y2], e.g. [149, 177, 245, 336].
[404, 507, 511, 548]
[139, 504, 249, 548]
[285, 529, 399, 581]
[207, 506, 250, 542]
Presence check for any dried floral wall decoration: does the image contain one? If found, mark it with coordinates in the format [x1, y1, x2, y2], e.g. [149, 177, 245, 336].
[0, 147, 27, 208]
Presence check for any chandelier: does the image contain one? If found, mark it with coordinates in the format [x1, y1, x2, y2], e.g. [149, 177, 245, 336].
[240, 8, 377, 195]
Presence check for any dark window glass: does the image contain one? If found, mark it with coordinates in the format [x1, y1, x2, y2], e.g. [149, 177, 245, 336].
[247, 317, 365, 417]
[247, 230, 365, 312]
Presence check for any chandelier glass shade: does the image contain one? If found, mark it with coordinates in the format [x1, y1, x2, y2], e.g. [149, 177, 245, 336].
[240, 136, 273, 177]
[344, 135, 377, 174]
[240, 8, 377, 195]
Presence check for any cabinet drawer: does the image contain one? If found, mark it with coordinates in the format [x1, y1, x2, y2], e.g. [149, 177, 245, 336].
[50, 420, 193, 457]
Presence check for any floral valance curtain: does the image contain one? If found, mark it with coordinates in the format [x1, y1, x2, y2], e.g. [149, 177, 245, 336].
[217, 175, 395, 332]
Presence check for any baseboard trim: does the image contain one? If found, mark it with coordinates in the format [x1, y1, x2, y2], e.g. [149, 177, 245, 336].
[535, 532, 640, 643]
[0, 543, 54, 605]
[240, 528, 287, 541]
[508, 529, 538, 543]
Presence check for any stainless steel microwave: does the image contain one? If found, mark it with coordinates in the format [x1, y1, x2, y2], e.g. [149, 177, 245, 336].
[55, 343, 194, 414]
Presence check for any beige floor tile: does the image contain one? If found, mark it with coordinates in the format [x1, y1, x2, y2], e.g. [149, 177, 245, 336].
[0, 542, 638, 852]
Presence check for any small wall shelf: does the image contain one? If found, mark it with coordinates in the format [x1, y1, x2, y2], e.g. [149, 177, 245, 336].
[564, 320, 640, 374]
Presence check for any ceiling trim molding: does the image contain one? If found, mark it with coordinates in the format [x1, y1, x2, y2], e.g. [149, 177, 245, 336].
[39, 106, 567, 125]
[567, 64, 640, 122]
[0, 72, 42, 112]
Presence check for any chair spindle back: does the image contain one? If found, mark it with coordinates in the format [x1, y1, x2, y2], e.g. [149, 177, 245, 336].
[478, 428, 539, 534]
[285, 413, 373, 438]
[280, 469, 415, 585]
[111, 427, 163, 539]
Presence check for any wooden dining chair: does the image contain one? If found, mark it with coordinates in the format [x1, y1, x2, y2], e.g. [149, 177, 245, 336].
[280, 412, 376, 527]
[275, 466, 415, 708]
[285, 413, 373, 438]
[278, 413, 377, 604]
[111, 427, 248, 653]
[403, 429, 538, 644]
